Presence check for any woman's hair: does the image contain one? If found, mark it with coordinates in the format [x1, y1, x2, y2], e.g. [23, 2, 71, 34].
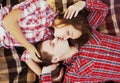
[52, 10, 92, 49]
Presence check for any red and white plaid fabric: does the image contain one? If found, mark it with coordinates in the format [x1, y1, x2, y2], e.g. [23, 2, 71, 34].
[0, 0, 56, 48]
[40, 73, 52, 83]
[41, 0, 120, 82]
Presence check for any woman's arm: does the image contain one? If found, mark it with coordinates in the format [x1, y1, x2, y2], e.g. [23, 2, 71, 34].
[64, 0, 86, 19]
[2, 9, 31, 48]
[64, 0, 108, 29]
[2, 9, 41, 62]
[86, 0, 108, 29]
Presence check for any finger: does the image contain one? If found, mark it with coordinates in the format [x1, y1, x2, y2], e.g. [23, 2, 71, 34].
[34, 51, 42, 62]
[69, 10, 76, 19]
[64, 9, 69, 19]
[35, 49, 41, 58]
[52, 63, 59, 68]
[33, 53, 42, 62]
[66, 9, 73, 19]
[55, 63, 59, 66]
[74, 10, 79, 17]
[64, 6, 73, 19]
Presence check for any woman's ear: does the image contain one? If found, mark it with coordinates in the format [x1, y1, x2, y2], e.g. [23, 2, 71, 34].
[51, 56, 60, 63]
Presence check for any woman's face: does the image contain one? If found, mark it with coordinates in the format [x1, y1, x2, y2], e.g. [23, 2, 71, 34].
[41, 39, 70, 61]
[53, 19, 82, 40]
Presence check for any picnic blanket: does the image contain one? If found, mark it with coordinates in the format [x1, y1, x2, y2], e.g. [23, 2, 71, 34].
[0, 47, 36, 83]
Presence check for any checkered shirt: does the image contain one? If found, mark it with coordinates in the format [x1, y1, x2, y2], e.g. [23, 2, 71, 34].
[63, 31, 120, 83]
[0, 0, 56, 48]
[62, 0, 120, 82]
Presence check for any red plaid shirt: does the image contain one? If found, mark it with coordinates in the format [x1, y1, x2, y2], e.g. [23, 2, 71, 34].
[41, 0, 120, 83]
[0, 0, 56, 48]
[40, 73, 52, 83]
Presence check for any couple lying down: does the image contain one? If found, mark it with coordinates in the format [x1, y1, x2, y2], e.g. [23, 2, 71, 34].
[23, 13, 120, 83]
[1, 0, 120, 82]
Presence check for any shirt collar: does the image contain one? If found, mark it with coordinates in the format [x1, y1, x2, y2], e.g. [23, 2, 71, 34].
[88, 30, 102, 45]
[63, 52, 79, 67]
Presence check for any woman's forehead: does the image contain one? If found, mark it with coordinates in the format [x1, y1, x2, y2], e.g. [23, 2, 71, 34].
[53, 19, 62, 26]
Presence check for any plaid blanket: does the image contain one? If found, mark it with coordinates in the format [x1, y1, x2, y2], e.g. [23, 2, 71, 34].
[99, 0, 120, 36]
[0, 47, 36, 83]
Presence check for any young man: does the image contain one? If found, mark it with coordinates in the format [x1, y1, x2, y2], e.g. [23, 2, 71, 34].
[39, 13, 120, 83]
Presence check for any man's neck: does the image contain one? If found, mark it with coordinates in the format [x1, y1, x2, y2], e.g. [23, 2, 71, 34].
[63, 46, 78, 59]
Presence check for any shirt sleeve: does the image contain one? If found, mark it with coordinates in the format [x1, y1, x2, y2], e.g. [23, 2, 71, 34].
[85, 0, 108, 29]
[40, 73, 52, 83]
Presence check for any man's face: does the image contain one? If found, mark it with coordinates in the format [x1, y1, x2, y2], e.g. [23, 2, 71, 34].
[41, 39, 70, 62]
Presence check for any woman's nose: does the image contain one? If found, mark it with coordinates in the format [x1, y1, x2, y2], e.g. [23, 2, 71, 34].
[54, 33, 69, 40]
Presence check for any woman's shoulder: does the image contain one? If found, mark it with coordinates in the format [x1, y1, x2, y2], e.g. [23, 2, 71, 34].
[2, 9, 21, 25]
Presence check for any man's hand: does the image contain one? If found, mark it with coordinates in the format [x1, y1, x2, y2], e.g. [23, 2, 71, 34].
[52, 67, 64, 82]
[42, 63, 59, 74]
[64, 1, 86, 19]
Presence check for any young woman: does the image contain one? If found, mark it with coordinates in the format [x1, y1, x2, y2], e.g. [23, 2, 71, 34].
[0, 0, 108, 61]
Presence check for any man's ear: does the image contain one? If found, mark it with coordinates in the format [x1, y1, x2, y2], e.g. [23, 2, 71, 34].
[51, 56, 60, 63]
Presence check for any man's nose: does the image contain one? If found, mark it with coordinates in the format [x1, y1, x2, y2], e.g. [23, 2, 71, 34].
[51, 38, 58, 44]
[54, 31, 64, 38]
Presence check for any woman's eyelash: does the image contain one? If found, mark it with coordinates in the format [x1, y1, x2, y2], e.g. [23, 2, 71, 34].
[67, 31, 70, 35]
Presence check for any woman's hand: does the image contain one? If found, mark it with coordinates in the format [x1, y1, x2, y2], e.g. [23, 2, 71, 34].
[42, 63, 59, 74]
[64, 1, 86, 19]
[26, 44, 42, 62]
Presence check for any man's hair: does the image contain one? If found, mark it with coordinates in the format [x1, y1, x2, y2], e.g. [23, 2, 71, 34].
[35, 42, 63, 80]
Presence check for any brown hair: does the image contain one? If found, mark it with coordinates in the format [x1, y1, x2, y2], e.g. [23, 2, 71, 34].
[52, 11, 92, 48]
[35, 42, 63, 81]
[46, 0, 75, 13]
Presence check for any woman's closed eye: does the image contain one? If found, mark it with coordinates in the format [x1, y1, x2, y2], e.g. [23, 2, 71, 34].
[50, 42, 55, 48]
[67, 30, 73, 37]
[67, 31, 70, 35]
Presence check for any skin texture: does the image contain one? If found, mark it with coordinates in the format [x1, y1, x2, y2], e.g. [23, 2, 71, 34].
[64, 1, 86, 19]
[53, 21, 82, 40]
[41, 39, 78, 63]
